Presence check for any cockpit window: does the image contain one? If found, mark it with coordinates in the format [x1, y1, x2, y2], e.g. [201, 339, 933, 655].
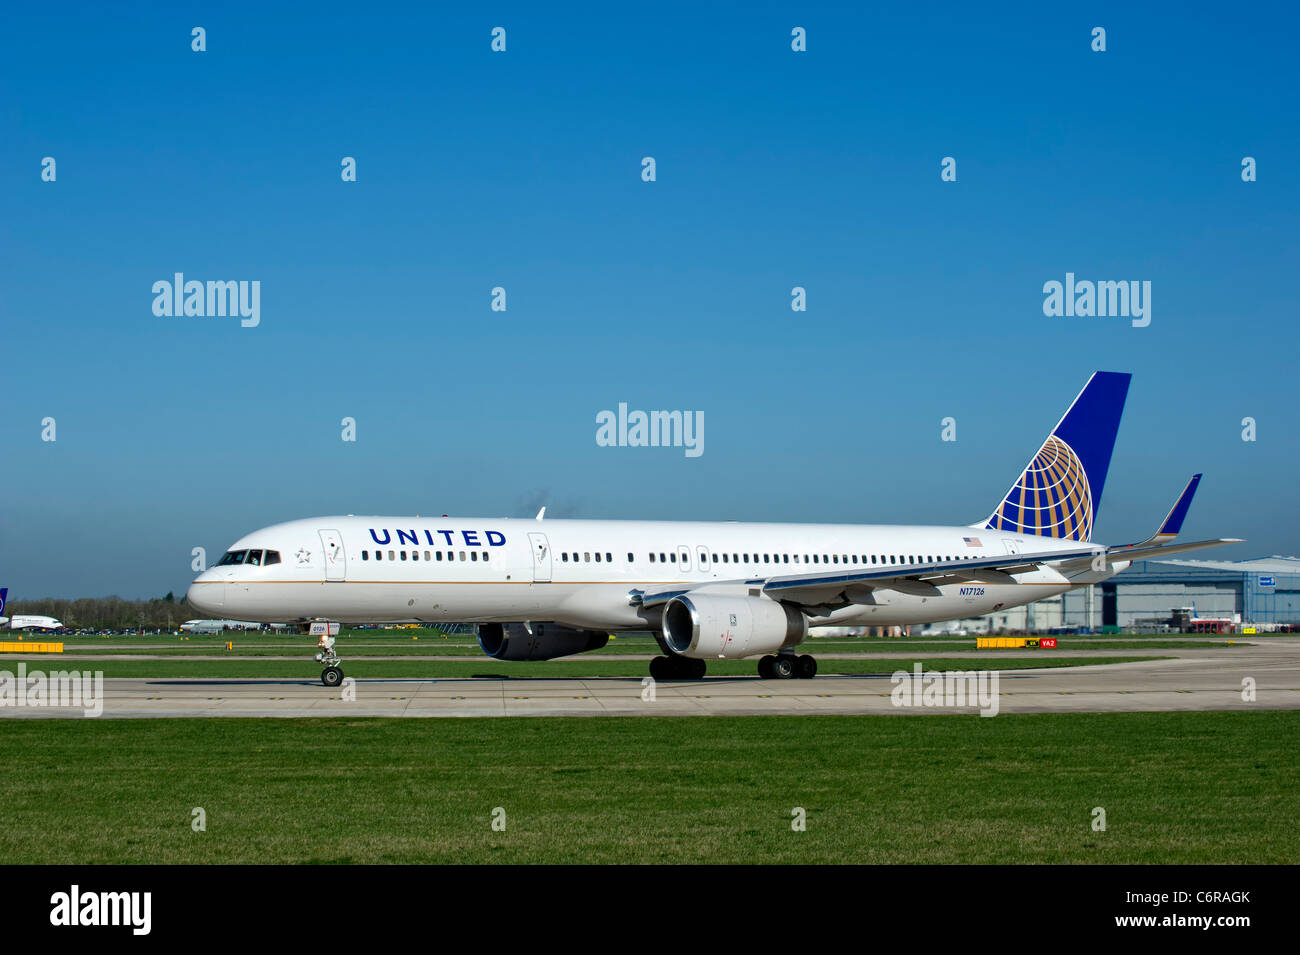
[217, 549, 280, 566]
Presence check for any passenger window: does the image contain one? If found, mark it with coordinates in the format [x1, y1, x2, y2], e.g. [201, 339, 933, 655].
[362, 551, 369, 561]
[411, 551, 418, 561]
[436, 551, 443, 561]
[649, 553, 656, 563]
[584, 552, 591, 562]
[482, 552, 489, 562]
[594, 552, 601, 562]
[400, 551, 407, 561]
[670, 553, 677, 563]
[606, 553, 612, 562]
[660, 553, 666, 563]
[471, 552, 478, 561]
[628, 552, 634, 562]
[375, 551, 383, 561]
[562, 553, 569, 562]
[459, 551, 466, 561]
[388, 550, 395, 561]
[424, 551, 431, 561]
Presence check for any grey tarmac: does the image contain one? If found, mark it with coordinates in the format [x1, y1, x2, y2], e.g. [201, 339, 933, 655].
[2, 638, 1297, 719]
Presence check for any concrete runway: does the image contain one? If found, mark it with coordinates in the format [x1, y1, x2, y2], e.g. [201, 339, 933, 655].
[3, 638, 1299, 718]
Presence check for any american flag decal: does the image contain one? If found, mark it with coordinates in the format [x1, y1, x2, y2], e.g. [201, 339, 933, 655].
[963, 537, 982, 547]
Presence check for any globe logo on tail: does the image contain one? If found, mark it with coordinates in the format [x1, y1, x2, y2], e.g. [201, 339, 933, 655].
[986, 434, 1093, 541]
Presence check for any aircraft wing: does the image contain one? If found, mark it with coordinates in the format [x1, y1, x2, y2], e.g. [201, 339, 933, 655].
[632, 545, 1102, 614]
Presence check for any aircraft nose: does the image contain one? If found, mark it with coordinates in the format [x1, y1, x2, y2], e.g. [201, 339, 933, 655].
[187, 578, 225, 615]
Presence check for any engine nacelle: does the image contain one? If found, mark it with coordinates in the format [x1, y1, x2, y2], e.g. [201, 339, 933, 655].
[477, 622, 609, 661]
[663, 594, 807, 659]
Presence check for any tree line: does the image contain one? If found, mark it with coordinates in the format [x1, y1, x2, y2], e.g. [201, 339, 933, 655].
[6, 593, 198, 630]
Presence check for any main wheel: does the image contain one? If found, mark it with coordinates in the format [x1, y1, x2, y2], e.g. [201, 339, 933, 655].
[758, 655, 775, 679]
[771, 655, 796, 679]
[688, 658, 707, 680]
[796, 655, 818, 679]
[321, 666, 343, 687]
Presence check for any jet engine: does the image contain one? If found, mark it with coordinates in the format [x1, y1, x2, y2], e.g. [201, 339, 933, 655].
[662, 593, 806, 659]
[477, 622, 610, 661]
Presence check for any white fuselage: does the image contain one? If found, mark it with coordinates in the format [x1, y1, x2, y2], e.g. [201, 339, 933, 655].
[186, 516, 1118, 633]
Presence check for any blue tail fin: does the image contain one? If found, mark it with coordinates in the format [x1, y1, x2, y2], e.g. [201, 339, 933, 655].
[981, 371, 1131, 542]
[0, 588, 7, 617]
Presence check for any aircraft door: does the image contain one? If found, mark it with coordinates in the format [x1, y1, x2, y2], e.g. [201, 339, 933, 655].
[1002, 539, 1021, 556]
[677, 545, 691, 571]
[697, 545, 711, 575]
[320, 529, 346, 581]
[529, 532, 552, 583]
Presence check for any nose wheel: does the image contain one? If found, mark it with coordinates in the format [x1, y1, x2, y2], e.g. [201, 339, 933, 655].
[313, 628, 344, 686]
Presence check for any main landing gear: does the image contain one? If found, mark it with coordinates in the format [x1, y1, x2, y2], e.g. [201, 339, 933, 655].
[758, 654, 817, 679]
[649, 655, 707, 680]
[314, 630, 344, 686]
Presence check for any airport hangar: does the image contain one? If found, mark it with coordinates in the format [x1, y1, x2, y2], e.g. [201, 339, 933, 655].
[927, 556, 1300, 634]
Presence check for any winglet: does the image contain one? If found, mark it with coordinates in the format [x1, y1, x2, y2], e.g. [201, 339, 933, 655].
[1154, 473, 1201, 542]
[535, 507, 546, 521]
[1115, 473, 1203, 550]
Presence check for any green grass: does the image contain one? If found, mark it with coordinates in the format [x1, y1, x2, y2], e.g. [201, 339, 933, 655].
[12, 655, 1165, 679]
[1, 712, 1294, 864]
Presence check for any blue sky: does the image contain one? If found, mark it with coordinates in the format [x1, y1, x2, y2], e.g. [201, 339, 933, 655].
[2, 3, 1296, 597]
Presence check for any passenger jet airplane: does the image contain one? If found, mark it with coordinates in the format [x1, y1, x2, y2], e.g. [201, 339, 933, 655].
[187, 372, 1239, 686]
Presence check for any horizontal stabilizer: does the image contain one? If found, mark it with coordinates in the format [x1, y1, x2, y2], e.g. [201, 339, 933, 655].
[1105, 538, 1243, 563]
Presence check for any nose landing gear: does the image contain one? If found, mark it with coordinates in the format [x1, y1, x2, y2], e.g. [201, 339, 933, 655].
[313, 629, 344, 686]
